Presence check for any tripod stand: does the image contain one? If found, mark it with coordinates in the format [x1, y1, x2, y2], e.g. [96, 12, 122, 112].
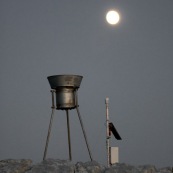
[43, 90, 93, 161]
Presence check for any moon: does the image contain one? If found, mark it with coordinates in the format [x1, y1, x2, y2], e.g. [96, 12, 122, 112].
[106, 10, 120, 25]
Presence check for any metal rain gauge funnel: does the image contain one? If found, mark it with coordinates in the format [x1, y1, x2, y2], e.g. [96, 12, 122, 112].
[43, 75, 93, 161]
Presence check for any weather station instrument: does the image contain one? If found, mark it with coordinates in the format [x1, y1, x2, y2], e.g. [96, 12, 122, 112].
[105, 97, 122, 167]
[43, 75, 93, 161]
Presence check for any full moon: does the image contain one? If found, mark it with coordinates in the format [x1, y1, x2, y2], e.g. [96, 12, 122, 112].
[106, 10, 120, 25]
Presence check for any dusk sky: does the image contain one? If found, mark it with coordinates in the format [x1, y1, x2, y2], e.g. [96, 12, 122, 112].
[0, 0, 173, 168]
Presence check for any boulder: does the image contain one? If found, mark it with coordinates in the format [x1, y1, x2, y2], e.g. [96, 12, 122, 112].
[75, 160, 105, 173]
[0, 159, 32, 173]
[104, 163, 140, 173]
[137, 165, 157, 173]
[26, 159, 74, 173]
[158, 167, 173, 173]
[0, 158, 172, 173]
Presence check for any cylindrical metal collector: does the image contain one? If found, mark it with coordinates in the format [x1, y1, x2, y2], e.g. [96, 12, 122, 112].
[47, 75, 83, 110]
[56, 87, 76, 110]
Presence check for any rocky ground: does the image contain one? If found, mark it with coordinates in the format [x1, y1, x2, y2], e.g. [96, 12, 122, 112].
[0, 159, 172, 173]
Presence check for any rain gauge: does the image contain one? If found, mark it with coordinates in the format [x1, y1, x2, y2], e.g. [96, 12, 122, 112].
[43, 75, 93, 161]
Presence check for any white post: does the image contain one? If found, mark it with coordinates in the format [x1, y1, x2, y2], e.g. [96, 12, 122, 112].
[105, 97, 110, 167]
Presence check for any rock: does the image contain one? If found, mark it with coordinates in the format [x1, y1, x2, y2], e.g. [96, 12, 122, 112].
[104, 163, 140, 173]
[137, 165, 157, 173]
[0, 159, 32, 173]
[75, 160, 105, 173]
[0, 158, 172, 173]
[158, 167, 173, 173]
[26, 158, 75, 173]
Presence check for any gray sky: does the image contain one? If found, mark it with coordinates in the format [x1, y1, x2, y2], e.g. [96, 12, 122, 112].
[0, 0, 173, 168]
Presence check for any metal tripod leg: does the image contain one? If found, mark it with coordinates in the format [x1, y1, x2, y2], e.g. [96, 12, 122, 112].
[43, 108, 55, 160]
[76, 106, 93, 161]
[66, 110, 72, 161]
[43, 90, 55, 160]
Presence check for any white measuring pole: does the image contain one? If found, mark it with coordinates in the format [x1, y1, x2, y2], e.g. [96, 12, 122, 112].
[105, 97, 110, 167]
